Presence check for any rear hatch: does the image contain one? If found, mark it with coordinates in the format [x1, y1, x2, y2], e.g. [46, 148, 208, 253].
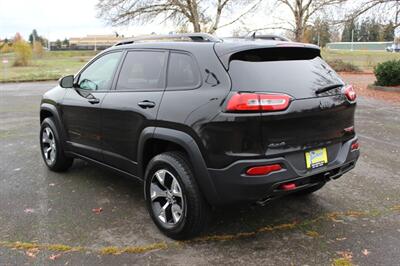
[225, 46, 356, 172]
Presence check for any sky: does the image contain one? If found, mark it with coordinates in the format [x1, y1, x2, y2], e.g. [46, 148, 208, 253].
[0, 0, 281, 41]
[0, 0, 265, 41]
[0, 0, 169, 40]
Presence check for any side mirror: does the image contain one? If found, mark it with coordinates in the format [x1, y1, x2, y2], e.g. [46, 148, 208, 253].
[59, 75, 74, 88]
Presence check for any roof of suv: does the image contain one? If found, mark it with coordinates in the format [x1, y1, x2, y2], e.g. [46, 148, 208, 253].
[106, 33, 321, 69]
[108, 33, 319, 53]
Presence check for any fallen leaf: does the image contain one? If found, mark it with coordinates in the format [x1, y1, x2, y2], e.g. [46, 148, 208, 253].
[337, 251, 353, 260]
[306, 230, 320, 238]
[24, 208, 34, 214]
[92, 207, 103, 214]
[49, 254, 62, 260]
[362, 249, 370, 256]
[26, 248, 39, 258]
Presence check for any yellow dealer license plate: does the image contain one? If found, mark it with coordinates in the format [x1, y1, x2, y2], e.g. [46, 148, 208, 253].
[305, 148, 328, 169]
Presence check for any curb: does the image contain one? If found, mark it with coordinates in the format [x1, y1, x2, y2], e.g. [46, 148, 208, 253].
[367, 84, 400, 93]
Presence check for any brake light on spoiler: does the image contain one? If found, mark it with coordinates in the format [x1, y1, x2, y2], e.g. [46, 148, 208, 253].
[226, 93, 292, 112]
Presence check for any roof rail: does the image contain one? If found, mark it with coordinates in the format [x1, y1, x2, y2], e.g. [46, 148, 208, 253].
[114, 33, 221, 46]
[245, 32, 291, 42]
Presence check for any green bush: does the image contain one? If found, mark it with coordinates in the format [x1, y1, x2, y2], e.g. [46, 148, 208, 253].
[326, 59, 361, 73]
[374, 60, 400, 87]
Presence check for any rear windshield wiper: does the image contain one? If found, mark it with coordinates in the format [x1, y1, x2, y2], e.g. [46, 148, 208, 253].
[315, 84, 343, 94]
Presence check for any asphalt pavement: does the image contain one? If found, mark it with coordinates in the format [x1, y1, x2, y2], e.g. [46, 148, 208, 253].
[0, 82, 399, 265]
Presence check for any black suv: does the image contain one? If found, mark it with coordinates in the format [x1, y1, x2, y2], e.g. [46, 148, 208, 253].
[39, 33, 360, 239]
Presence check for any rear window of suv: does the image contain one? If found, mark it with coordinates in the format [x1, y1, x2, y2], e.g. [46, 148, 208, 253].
[228, 47, 343, 98]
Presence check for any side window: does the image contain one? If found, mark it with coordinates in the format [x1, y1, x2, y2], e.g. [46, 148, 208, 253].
[167, 52, 200, 90]
[116, 51, 166, 91]
[78, 51, 122, 91]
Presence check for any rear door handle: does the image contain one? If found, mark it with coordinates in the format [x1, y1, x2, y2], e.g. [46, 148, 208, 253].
[88, 98, 100, 104]
[138, 100, 156, 109]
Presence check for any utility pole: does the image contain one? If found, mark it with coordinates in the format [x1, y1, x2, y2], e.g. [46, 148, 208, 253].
[395, 0, 399, 52]
[94, 36, 97, 52]
[351, 29, 354, 51]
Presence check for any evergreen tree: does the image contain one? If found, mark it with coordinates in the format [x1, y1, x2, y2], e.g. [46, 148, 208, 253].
[306, 18, 331, 47]
[382, 22, 395, 41]
[342, 20, 357, 42]
[62, 38, 69, 47]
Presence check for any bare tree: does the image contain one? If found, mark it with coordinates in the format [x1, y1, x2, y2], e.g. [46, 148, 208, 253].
[97, 0, 261, 34]
[345, 0, 400, 28]
[276, 0, 346, 41]
[339, 0, 400, 44]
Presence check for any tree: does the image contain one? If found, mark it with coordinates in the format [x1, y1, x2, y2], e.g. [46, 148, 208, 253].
[342, 0, 400, 43]
[341, 19, 388, 42]
[29, 29, 39, 44]
[13, 39, 32, 66]
[276, 0, 346, 42]
[0, 43, 13, 54]
[304, 18, 331, 46]
[29, 29, 47, 46]
[97, 0, 261, 34]
[14, 33, 23, 42]
[367, 19, 381, 41]
[345, 0, 400, 25]
[55, 39, 62, 49]
[341, 19, 357, 42]
[62, 38, 70, 47]
[382, 22, 395, 41]
[33, 41, 44, 58]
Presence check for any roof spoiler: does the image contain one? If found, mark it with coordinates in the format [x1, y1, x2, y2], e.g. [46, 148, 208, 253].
[114, 33, 221, 46]
[217, 45, 321, 70]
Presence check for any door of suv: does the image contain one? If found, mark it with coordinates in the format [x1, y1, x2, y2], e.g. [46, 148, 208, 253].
[61, 51, 123, 161]
[101, 50, 168, 176]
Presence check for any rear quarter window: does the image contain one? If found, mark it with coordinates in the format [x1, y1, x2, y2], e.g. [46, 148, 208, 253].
[167, 52, 201, 90]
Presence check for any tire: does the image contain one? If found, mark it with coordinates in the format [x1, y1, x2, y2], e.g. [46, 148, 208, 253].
[40, 117, 73, 172]
[293, 182, 325, 196]
[144, 151, 210, 240]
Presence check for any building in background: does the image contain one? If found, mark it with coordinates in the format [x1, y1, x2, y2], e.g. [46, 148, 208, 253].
[326, 41, 393, 51]
[50, 34, 125, 51]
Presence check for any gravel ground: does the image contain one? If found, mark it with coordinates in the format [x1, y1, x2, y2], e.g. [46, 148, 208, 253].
[340, 73, 400, 103]
[0, 81, 399, 266]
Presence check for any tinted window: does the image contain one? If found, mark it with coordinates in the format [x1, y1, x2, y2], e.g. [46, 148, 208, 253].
[229, 48, 343, 99]
[167, 52, 200, 89]
[78, 52, 122, 91]
[116, 51, 166, 91]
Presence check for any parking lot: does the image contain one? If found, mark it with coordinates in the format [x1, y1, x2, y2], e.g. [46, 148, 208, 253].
[0, 81, 399, 265]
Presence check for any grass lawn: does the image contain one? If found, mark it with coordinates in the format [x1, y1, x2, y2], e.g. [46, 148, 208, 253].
[321, 49, 400, 72]
[0, 51, 98, 82]
[1, 49, 400, 82]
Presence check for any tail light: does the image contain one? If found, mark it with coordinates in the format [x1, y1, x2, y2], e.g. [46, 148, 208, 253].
[226, 93, 292, 112]
[351, 141, 359, 151]
[343, 85, 356, 102]
[246, 164, 282, 176]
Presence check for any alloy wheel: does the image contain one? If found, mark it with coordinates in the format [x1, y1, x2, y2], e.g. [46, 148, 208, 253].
[41, 127, 57, 165]
[150, 169, 185, 225]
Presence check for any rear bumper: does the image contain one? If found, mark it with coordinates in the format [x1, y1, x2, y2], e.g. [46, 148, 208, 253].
[207, 136, 360, 206]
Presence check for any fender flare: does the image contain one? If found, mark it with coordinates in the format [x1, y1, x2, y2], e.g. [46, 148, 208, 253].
[40, 103, 68, 144]
[137, 127, 220, 205]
